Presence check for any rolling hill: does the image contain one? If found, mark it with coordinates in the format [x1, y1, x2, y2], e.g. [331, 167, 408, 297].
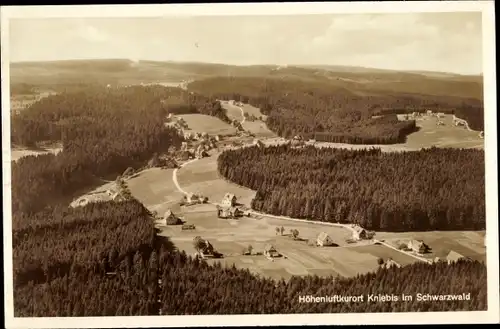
[10, 59, 483, 100]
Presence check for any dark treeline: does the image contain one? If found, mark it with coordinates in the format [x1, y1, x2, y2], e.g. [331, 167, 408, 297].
[218, 145, 485, 231]
[13, 200, 160, 316]
[15, 236, 487, 316]
[11, 82, 486, 316]
[13, 200, 156, 287]
[189, 77, 484, 140]
[11, 85, 230, 214]
[11, 85, 228, 146]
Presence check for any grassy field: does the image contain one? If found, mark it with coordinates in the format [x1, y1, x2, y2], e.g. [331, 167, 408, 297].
[11, 145, 63, 162]
[308, 113, 484, 152]
[126, 167, 185, 215]
[177, 114, 237, 136]
[157, 203, 418, 280]
[176, 153, 256, 206]
[400, 114, 484, 149]
[221, 101, 277, 139]
[377, 230, 486, 262]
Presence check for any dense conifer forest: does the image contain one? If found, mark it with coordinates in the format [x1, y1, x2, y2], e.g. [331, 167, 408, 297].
[11, 86, 228, 214]
[189, 77, 484, 138]
[14, 208, 487, 317]
[10, 84, 487, 316]
[218, 145, 485, 231]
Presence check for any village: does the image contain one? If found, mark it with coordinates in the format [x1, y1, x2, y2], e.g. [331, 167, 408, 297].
[68, 101, 486, 281]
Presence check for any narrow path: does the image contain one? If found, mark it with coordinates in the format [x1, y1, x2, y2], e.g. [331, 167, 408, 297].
[172, 158, 199, 195]
[172, 149, 434, 265]
[237, 105, 246, 124]
[172, 156, 357, 236]
[374, 239, 433, 264]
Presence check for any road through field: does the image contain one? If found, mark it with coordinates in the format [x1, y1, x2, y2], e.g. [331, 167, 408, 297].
[172, 156, 433, 264]
[172, 158, 199, 195]
[170, 101, 483, 267]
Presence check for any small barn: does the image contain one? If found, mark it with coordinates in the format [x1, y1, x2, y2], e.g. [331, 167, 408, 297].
[201, 239, 215, 256]
[162, 210, 182, 226]
[186, 193, 207, 204]
[408, 239, 430, 254]
[221, 193, 237, 207]
[264, 244, 280, 258]
[316, 232, 334, 247]
[352, 226, 367, 241]
[383, 259, 402, 269]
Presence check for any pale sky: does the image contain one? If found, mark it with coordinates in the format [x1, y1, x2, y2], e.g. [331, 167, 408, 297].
[9, 12, 483, 75]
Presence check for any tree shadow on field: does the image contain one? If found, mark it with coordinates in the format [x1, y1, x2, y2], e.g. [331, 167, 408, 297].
[154, 230, 177, 253]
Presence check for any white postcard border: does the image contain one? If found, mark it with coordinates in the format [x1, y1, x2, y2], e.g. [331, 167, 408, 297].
[1, 1, 498, 327]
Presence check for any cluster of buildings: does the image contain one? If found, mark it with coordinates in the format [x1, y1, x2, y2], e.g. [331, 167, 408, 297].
[176, 132, 220, 161]
[406, 239, 431, 255]
[183, 192, 208, 206]
[400, 110, 445, 122]
[159, 209, 196, 230]
[217, 193, 246, 219]
[70, 186, 128, 208]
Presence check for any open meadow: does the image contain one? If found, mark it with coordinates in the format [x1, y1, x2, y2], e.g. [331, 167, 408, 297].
[221, 101, 277, 138]
[10, 146, 62, 162]
[176, 153, 256, 206]
[177, 114, 238, 136]
[377, 230, 486, 262]
[126, 167, 185, 215]
[157, 203, 420, 280]
[400, 114, 484, 149]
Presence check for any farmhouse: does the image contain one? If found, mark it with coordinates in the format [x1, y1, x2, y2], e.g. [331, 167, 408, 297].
[264, 244, 280, 258]
[383, 259, 402, 269]
[195, 145, 208, 159]
[161, 210, 182, 226]
[426, 110, 433, 115]
[217, 206, 244, 219]
[316, 232, 334, 247]
[186, 193, 207, 204]
[446, 250, 471, 264]
[221, 193, 237, 207]
[352, 226, 367, 241]
[407, 239, 430, 254]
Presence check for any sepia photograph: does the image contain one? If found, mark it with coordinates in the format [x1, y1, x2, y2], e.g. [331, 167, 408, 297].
[1, 1, 498, 327]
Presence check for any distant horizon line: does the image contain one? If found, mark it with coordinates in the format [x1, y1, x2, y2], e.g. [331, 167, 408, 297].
[9, 58, 484, 77]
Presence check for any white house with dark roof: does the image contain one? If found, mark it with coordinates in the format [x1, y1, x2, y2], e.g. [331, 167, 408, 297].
[221, 193, 237, 207]
[316, 232, 334, 247]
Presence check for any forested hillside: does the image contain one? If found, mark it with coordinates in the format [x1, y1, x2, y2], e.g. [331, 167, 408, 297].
[189, 76, 484, 138]
[9, 68, 486, 316]
[11, 85, 228, 214]
[218, 145, 485, 231]
[14, 201, 487, 316]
